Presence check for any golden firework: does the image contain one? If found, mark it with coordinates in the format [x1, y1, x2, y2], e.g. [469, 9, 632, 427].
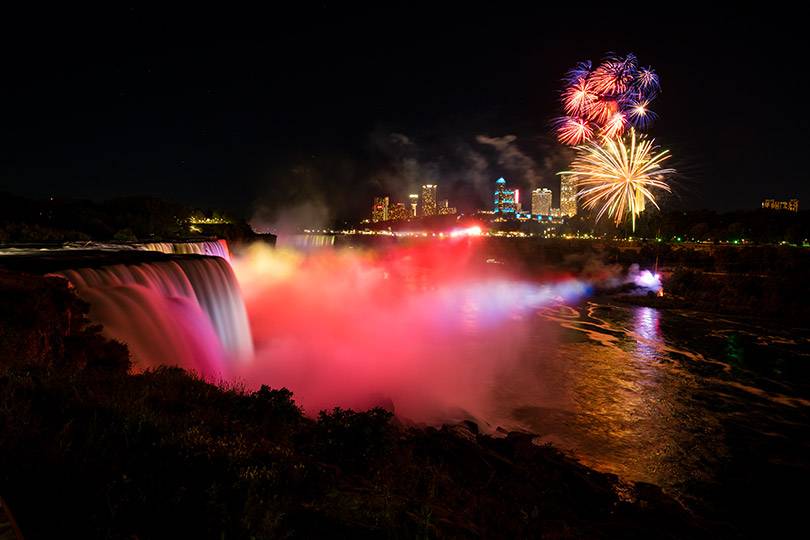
[560, 128, 674, 230]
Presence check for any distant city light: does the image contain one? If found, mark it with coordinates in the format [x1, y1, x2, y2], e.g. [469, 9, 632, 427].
[762, 198, 799, 212]
[188, 216, 232, 225]
[449, 225, 482, 238]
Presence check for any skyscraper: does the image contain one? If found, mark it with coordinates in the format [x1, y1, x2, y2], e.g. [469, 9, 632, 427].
[560, 175, 577, 217]
[408, 193, 419, 217]
[437, 199, 456, 215]
[532, 188, 552, 216]
[371, 196, 389, 222]
[493, 177, 516, 214]
[388, 202, 408, 221]
[420, 184, 437, 216]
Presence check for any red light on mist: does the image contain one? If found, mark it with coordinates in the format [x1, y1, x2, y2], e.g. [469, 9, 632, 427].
[230, 240, 550, 424]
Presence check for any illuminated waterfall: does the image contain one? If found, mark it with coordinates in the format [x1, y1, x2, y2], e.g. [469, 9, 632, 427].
[275, 234, 335, 250]
[58, 255, 252, 378]
[137, 239, 231, 260]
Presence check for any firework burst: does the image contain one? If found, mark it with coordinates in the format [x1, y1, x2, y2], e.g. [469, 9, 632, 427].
[586, 97, 619, 124]
[555, 53, 660, 145]
[560, 129, 674, 230]
[555, 116, 594, 145]
[636, 68, 660, 95]
[601, 111, 628, 139]
[589, 60, 633, 95]
[564, 60, 593, 85]
[562, 77, 596, 116]
[626, 99, 656, 129]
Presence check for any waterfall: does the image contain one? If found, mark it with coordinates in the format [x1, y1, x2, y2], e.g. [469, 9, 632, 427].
[275, 234, 335, 250]
[57, 255, 252, 378]
[137, 239, 231, 260]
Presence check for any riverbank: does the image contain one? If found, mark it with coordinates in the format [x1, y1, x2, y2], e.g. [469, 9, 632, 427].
[0, 270, 711, 538]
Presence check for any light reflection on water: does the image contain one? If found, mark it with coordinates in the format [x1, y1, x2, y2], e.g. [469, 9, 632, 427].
[489, 301, 810, 517]
[634, 306, 659, 350]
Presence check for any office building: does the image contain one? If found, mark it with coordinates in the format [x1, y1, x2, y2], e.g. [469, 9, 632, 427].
[438, 199, 457, 215]
[371, 196, 389, 223]
[388, 202, 408, 221]
[532, 188, 552, 216]
[560, 175, 577, 217]
[762, 198, 799, 212]
[421, 184, 438, 216]
[493, 177, 517, 214]
[409, 193, 419, 217]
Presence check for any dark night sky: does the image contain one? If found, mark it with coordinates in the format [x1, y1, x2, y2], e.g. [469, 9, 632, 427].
[1, 5, 807, 224]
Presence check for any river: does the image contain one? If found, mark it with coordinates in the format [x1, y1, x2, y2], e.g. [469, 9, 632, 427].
[492, 300, 810, 529]
[265, 236, 810, 529]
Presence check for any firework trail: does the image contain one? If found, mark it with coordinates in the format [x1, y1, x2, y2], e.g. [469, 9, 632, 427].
[560, 129, 674, 231]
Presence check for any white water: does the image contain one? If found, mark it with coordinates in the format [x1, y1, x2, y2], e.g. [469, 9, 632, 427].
[57, 249, 252, 377]
[1, 239, 231, 260]
[275, 234, 335, 250]
[137, 239, 231, 260]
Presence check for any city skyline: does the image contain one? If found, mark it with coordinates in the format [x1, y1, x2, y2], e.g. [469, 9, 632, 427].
[1, 6, 805, 220]
[370, 183, 458, 223]
[369, 175, 572, 224]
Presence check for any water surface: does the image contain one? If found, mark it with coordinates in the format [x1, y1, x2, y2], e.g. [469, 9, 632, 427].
[494, 302, 810, 527]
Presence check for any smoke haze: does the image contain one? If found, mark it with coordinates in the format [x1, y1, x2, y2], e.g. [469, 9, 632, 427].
[249, 130, 572, 228]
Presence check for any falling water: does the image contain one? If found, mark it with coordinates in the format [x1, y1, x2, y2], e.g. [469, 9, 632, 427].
[137, 239, 231, 260]
[275, 234, 335, 250]
[57, 254, 252, 378]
